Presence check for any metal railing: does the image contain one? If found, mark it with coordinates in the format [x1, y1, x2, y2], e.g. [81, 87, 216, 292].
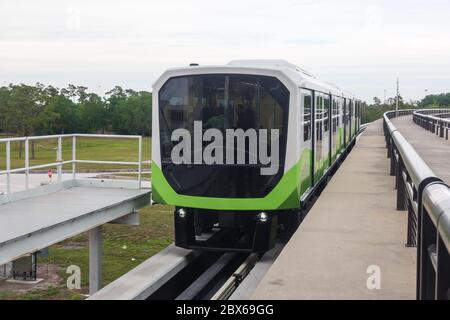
[413, 108, 450, 140]
[0, 134, 149, 194]
[383, 109, 450, 300]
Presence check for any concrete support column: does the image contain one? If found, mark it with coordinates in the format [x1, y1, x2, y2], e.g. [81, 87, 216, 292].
[89, 226, 102, 294]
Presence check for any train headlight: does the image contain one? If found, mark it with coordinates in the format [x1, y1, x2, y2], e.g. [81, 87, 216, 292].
[258, 212, 269, 223]
[178, 208, 187, 218]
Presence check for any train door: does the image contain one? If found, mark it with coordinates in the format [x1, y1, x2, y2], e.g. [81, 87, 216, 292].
[331, 96, 338, 161]
[356, 101, 361, 131]
[323, 94, 331, 170]
[343, 98, 347, 146]
[300, 89, 313, 194]
[314, 92, 325, 182]
[347, 99, 353, 142]
[338, 97, 344, 153]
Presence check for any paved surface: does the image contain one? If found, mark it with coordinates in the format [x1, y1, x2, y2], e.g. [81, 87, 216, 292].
[0, 173, 95, 194]
[0, 172, 151, 194]
[391, 116, 450, 184]
[0, 186, 149, 245]
[252, 119, 416, 300]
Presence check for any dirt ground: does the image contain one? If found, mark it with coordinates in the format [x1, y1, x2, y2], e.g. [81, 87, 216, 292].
[0, 264, 62, 295]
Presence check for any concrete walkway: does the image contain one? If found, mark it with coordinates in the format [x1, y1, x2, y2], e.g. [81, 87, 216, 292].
[391, 116, 450, 184]
[252, 119, 416, 300]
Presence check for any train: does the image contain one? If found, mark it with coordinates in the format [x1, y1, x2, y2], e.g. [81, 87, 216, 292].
[151, 60, 361, 252]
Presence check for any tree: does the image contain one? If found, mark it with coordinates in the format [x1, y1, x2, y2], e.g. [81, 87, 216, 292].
[0, 82, 152, 137]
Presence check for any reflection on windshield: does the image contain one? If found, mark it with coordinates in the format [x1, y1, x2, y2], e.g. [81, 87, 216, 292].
[159, 74, 289, 162]
[157, 74, 290, 198]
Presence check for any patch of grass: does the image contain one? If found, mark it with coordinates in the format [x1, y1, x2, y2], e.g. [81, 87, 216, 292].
[0, 286, 67, 300]
[0, 136, 152, 171]
[46, 204, 172, 298]
[0, 291, 15, 299]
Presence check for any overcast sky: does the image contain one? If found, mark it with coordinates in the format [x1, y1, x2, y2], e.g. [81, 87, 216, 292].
[1, 0, 450, 102]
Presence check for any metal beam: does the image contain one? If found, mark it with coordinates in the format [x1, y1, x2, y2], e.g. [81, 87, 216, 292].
[0, 188, 150, 266]
[110, 211, 139, 226]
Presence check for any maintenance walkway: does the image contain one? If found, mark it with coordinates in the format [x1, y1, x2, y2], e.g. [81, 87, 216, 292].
[0, 133, 151, 293]
[252, 119, 417, 299]
[391, 115, 450, 184]
[0, 179, 150, 266]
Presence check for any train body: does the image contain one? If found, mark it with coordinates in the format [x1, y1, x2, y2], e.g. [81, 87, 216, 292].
[151, 60, 361, 252]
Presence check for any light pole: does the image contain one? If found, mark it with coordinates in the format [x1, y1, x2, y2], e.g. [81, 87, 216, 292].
[396, 78, 399, 118]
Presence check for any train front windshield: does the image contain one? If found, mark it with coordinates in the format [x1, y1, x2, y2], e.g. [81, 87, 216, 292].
[158, 74, 289, 198]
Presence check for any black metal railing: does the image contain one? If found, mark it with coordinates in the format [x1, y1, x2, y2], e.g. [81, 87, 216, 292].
[383, 109, 450, 300]
[413, 109, 450, 140]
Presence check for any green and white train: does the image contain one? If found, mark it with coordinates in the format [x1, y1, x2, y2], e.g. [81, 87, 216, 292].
[152, 60, 361, 252]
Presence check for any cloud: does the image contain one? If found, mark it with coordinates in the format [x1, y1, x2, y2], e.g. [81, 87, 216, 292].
[1, 0, 450, 102]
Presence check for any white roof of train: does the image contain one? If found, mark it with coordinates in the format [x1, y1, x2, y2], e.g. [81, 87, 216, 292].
[155, 59, 356, 100]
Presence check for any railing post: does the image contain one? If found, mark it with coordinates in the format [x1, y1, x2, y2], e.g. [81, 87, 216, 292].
[72, 136, 76, 180]
[396, 158, 406, 210]
[6, 141, 11, 194]
[138, 136, 142, 189]
[406, 199, 415, 247]
[57, 136, 62, 184]
[418, 206, 437, 300]
[390, 143, 396, 177]
[436, 235, 450, 299]
[440, 121, 444, 138]
[387, 137, 391, 158]
[25, 138, 29, 190]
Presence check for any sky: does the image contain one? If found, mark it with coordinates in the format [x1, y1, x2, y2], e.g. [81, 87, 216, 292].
[1, 0, 450, 103]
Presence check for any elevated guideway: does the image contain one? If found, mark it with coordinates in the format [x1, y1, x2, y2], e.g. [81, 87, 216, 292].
[252, 119, 416, 299]
[252, 109, 450, 300]
[391, 115, 450, 184]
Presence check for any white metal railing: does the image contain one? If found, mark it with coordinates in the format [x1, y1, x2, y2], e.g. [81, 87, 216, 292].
[0, 134, 150, 194]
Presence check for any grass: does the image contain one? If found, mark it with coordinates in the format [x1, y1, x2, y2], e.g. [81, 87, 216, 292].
[0, 136, 152, 171]
[0, 203, 174, 300]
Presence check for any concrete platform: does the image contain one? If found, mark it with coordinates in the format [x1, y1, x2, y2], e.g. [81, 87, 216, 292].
[252, 119, 416, 300]
[391, 116, 450, 184]
[0, 179, 150, 265]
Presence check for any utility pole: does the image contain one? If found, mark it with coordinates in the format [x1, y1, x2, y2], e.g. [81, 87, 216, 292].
[384, 89, 386, 104]
[396, 78, 400, 117]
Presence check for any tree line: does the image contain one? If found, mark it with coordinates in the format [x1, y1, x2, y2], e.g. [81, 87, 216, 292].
[0, 83, 152, 137]
[1, 83, 449, 135]
[362, 93, 450, 124]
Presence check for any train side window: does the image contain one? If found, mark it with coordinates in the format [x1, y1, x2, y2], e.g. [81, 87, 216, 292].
[302, 90, 312, 142]
[324, 95, 330, 132]
[332, 97, 337, 133]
